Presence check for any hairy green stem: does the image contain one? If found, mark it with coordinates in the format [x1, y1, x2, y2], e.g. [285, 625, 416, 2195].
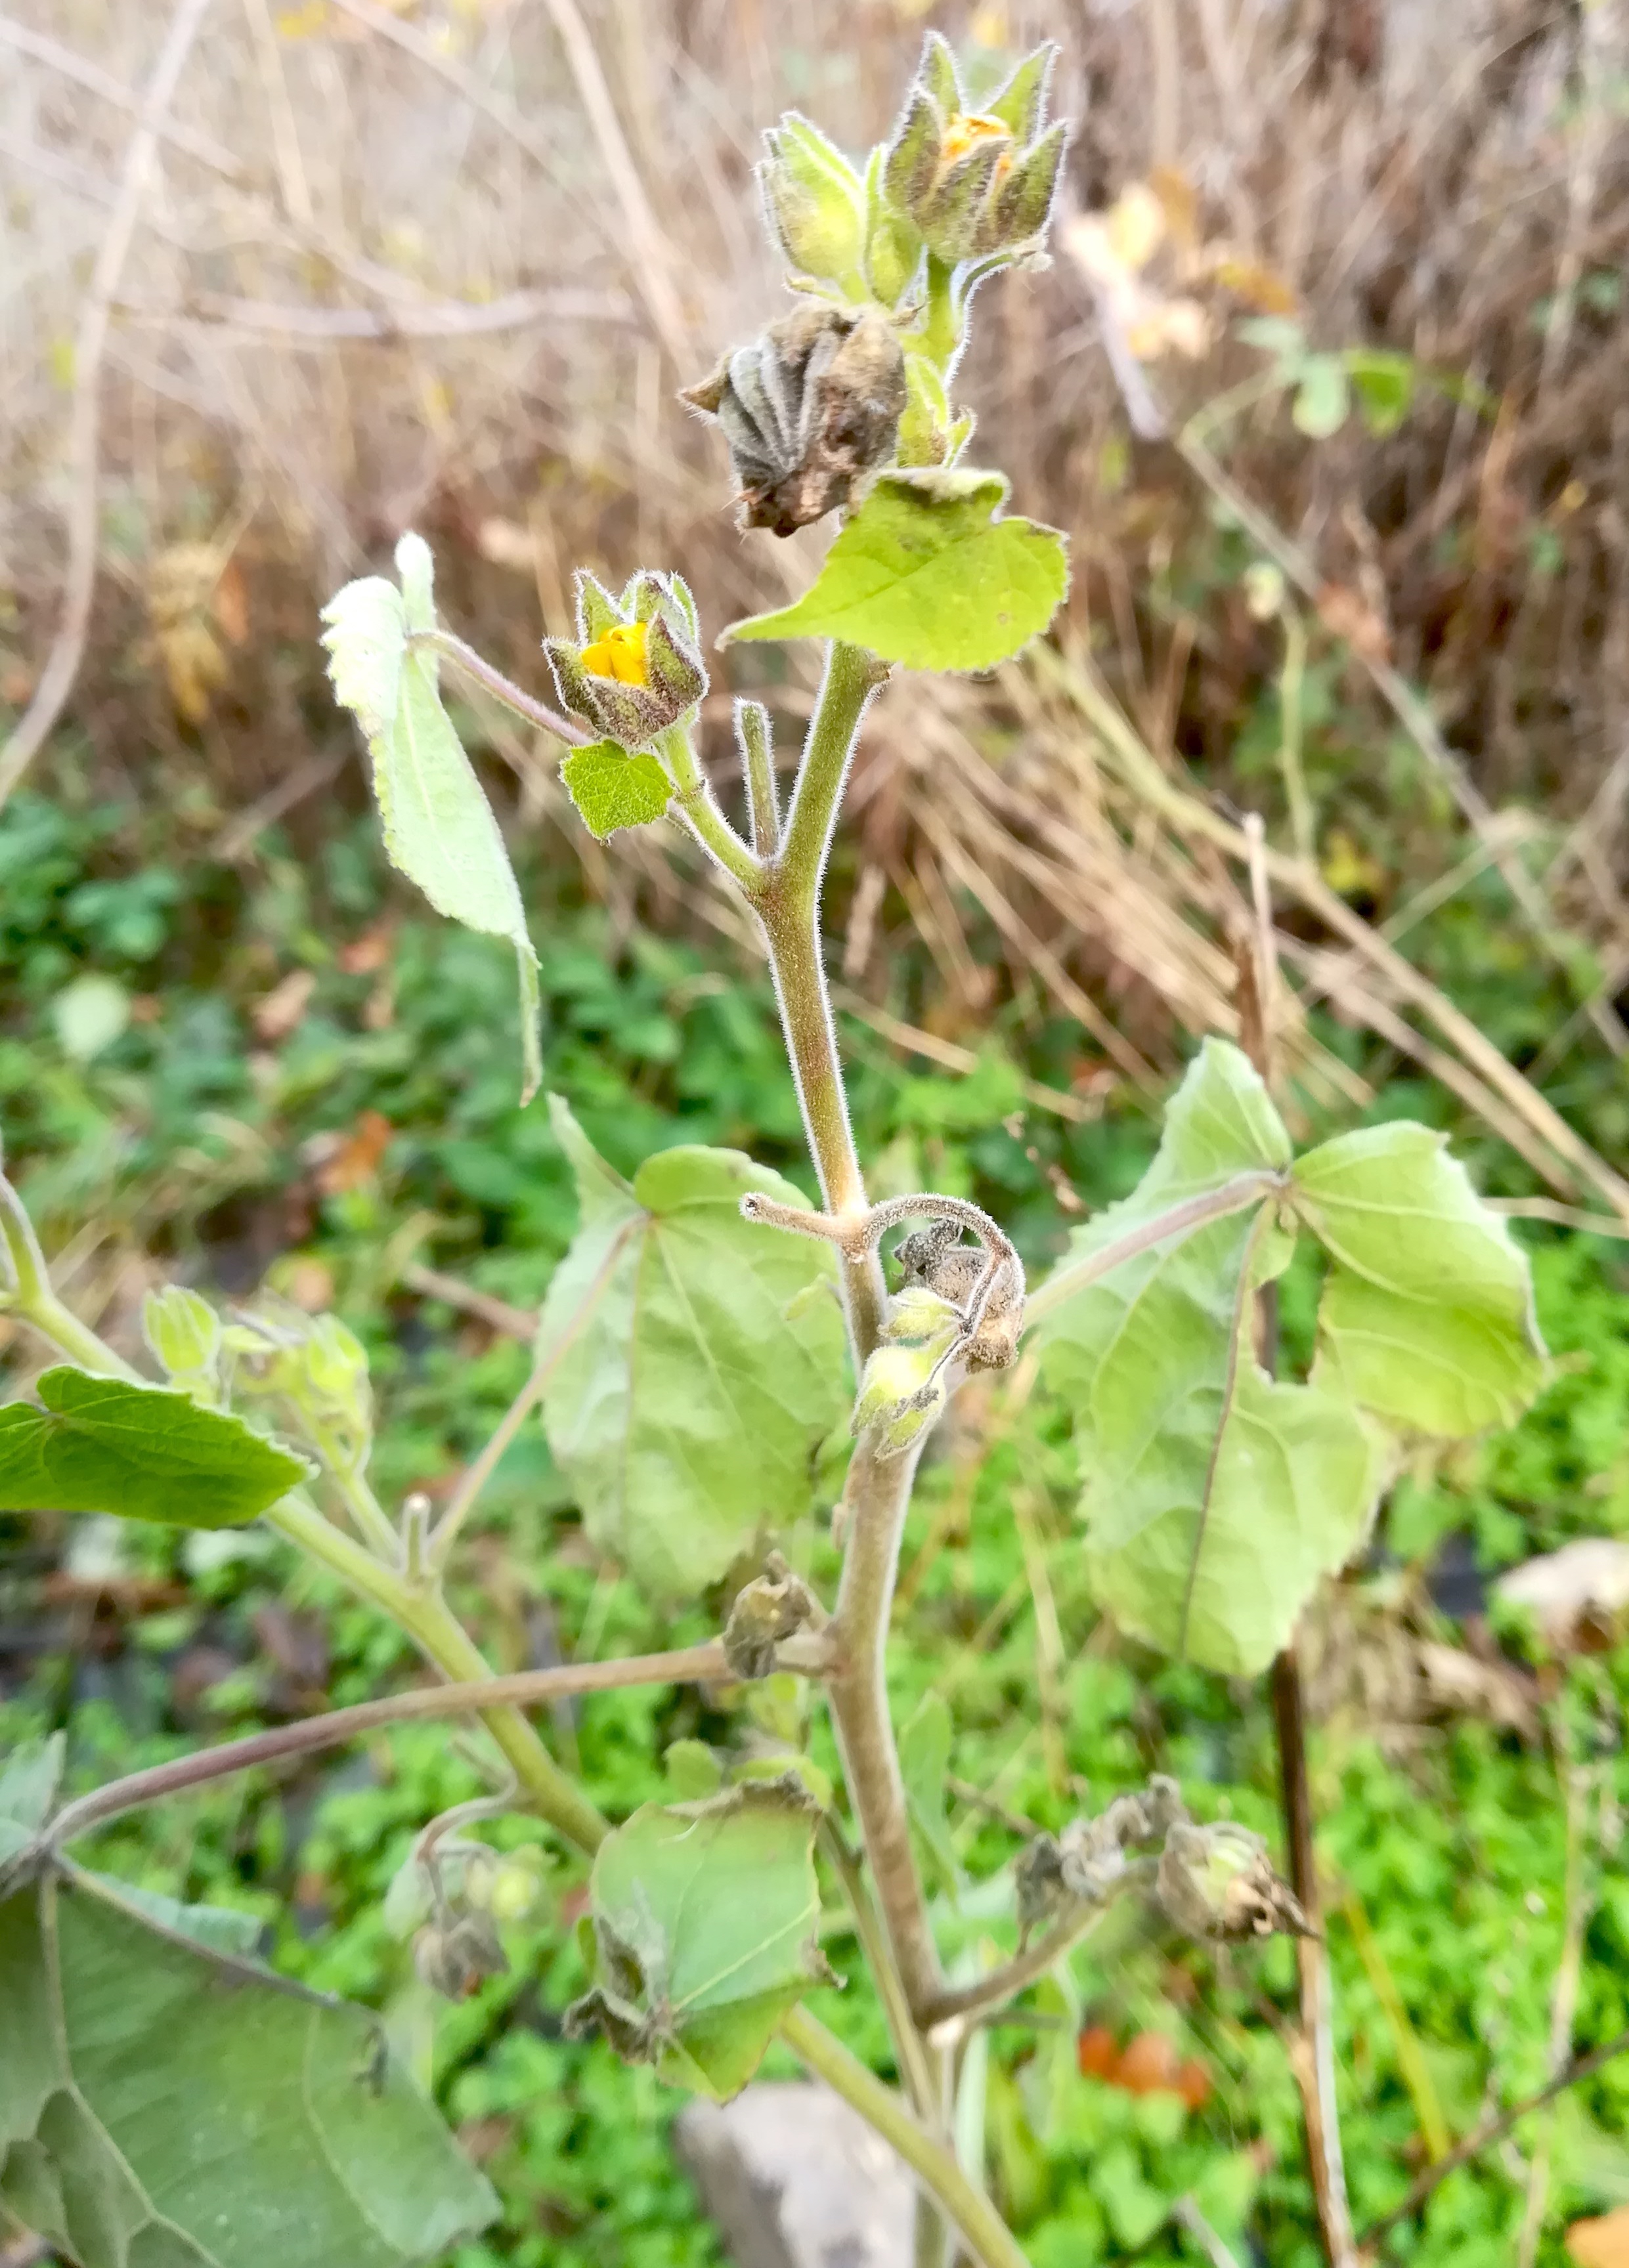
[303, 1413, 401, 1561]
[821, 1820, 939, 2120]
[781, 2005, 1030, 2268]
[1021, 1170, 1286, 1330]
[660, 725, 765, 897]
[407, 626, 590, 745]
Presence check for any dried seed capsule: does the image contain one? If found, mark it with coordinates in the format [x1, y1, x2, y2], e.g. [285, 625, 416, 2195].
[681, 303, 907, 536]
[1156, 1819, 1313, 1943]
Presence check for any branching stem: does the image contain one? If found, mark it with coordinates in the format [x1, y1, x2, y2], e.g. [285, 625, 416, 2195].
[44, 1639, 831, 1847]
[922, 1862, 1156, 2039]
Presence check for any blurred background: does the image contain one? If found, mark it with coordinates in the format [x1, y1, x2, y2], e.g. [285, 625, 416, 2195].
[5, 2, 1629, 2263]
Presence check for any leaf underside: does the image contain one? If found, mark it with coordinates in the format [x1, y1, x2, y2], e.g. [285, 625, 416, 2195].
[1293, 1122, 1548, 1436]
[321, 535, 542, 1102]
[536, 1098, 849, 1598]
[0, 1866, 496, 2268]
[1037, 1041, 1381, 1675]
[578, 1785, 827, 2100]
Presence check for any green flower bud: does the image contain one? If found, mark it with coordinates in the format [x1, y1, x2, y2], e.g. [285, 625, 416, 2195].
[303, 1314, 370, 1407]
[917, 29, 962, 116]
[544, 568, 706, 748]
[682, 303, 906, 537]
[862, 146, 922, 310]
[759, 113, 866, 289]
[852, 1335, 955, 1457]
[882, 88, 945, 215]
[142, 1287, 221, 1383]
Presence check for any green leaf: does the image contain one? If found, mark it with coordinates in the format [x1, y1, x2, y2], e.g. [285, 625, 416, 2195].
[722, 469, 1068, 673]
[1033, 1037, 1291, 1357]
[1292, 354, 1351, 438]
[321, 534, 542, 1103]
[0, 1738, 64, 1878]
[537, 1101, 849, 1598]
[569, 1783, 829, 2100]
[1292, 1123, 1548, 1436]
[0, 1369, 309, 1530]
[898, 1692, 959, 1896]
[1035, 1042, 1379, 1675]
[1345, 349, 1416, 435]
[559, 740, 672, 838]
[0, 1866, 496, 2268]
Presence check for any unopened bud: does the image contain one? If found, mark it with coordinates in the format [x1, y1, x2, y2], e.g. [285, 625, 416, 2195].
[682, 303, 906, 537]
[545, 568, 706, 749]
[852, 1338, 953, 1457]
[862, 146, 922, 310]
[760, 114, 866, 289]
[1156, 1820, 1313, 1943]
[142, 1287, 221, 1384]
[303, 1314, 370, 1408]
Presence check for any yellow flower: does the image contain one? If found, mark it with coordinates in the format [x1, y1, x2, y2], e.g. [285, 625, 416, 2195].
[942, 112, 1013, 177]
[580, 620, 649, 686]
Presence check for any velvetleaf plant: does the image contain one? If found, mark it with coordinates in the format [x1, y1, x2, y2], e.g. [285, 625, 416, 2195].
[0, 34, 1549, 2268]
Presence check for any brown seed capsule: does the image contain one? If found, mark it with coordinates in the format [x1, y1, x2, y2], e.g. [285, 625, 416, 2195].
[681, 303, 907, 536]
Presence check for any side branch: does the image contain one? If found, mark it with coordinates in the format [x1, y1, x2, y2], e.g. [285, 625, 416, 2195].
[45, 1635, 834, 1848]
[1022, 1170, 1286, 1330]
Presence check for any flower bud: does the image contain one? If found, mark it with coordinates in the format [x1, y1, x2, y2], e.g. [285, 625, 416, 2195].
[303, 1314, 370, 1412]
[881, 35, 1065, 267]
[759, 114, 867, 290]
[544, 569, 706, 748]
[862, 146, 921, 310]
[142, 1287, 221, 1384]
[723, 1552, 822, 1681]
[681, 303, 906, 537]
[852, 1336, 955, 1457]
[1156, 1820, 1313, 1944]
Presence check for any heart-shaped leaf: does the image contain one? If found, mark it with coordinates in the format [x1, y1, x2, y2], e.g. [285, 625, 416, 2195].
[0, 1369, 309, 1530]
[723, 469, 1068, 672]
[559, 740, 672, 838]
[0, 1864, 497, 2268]
[537, 1100, 848, 1598]
[1292, 1122, 1548, 1435]
[567, 1782, 829, 2100]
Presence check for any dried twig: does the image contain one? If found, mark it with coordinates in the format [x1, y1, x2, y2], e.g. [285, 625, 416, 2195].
[0, 0, 217, 811]
[0, 12, 245, 179]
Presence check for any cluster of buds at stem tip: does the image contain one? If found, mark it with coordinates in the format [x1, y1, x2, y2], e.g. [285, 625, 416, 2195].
[681, 303, 906, 536]
[740, 1189, 1026, 1459]
[883, 32, 1066, 268]
[544, 568, 706, 748]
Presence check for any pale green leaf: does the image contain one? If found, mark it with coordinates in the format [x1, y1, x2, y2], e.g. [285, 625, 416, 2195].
[321, 534, 541, 1102]
[722, 469, 1069, 673]
[0, 1866, 497, 2268]
[1292, 1122, 1548, 1435]
[1035, 1042, 1378, 1675]
[571, 1783, 827, 2100]
[560, 740, 672, 838]
[0, 1738, 64, 1878]
[537, 1101, 849, 1598]
[1033, 1037, 1290, 1359]
[0, 1369, 309, 1529]
[1292, 355, 1351, 438]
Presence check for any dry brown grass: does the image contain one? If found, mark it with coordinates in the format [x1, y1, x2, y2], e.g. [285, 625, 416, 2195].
[3, 0, 1628, 1189]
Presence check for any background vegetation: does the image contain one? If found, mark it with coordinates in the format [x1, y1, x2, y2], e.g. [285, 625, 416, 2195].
[4, 3, 1629, 2263]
